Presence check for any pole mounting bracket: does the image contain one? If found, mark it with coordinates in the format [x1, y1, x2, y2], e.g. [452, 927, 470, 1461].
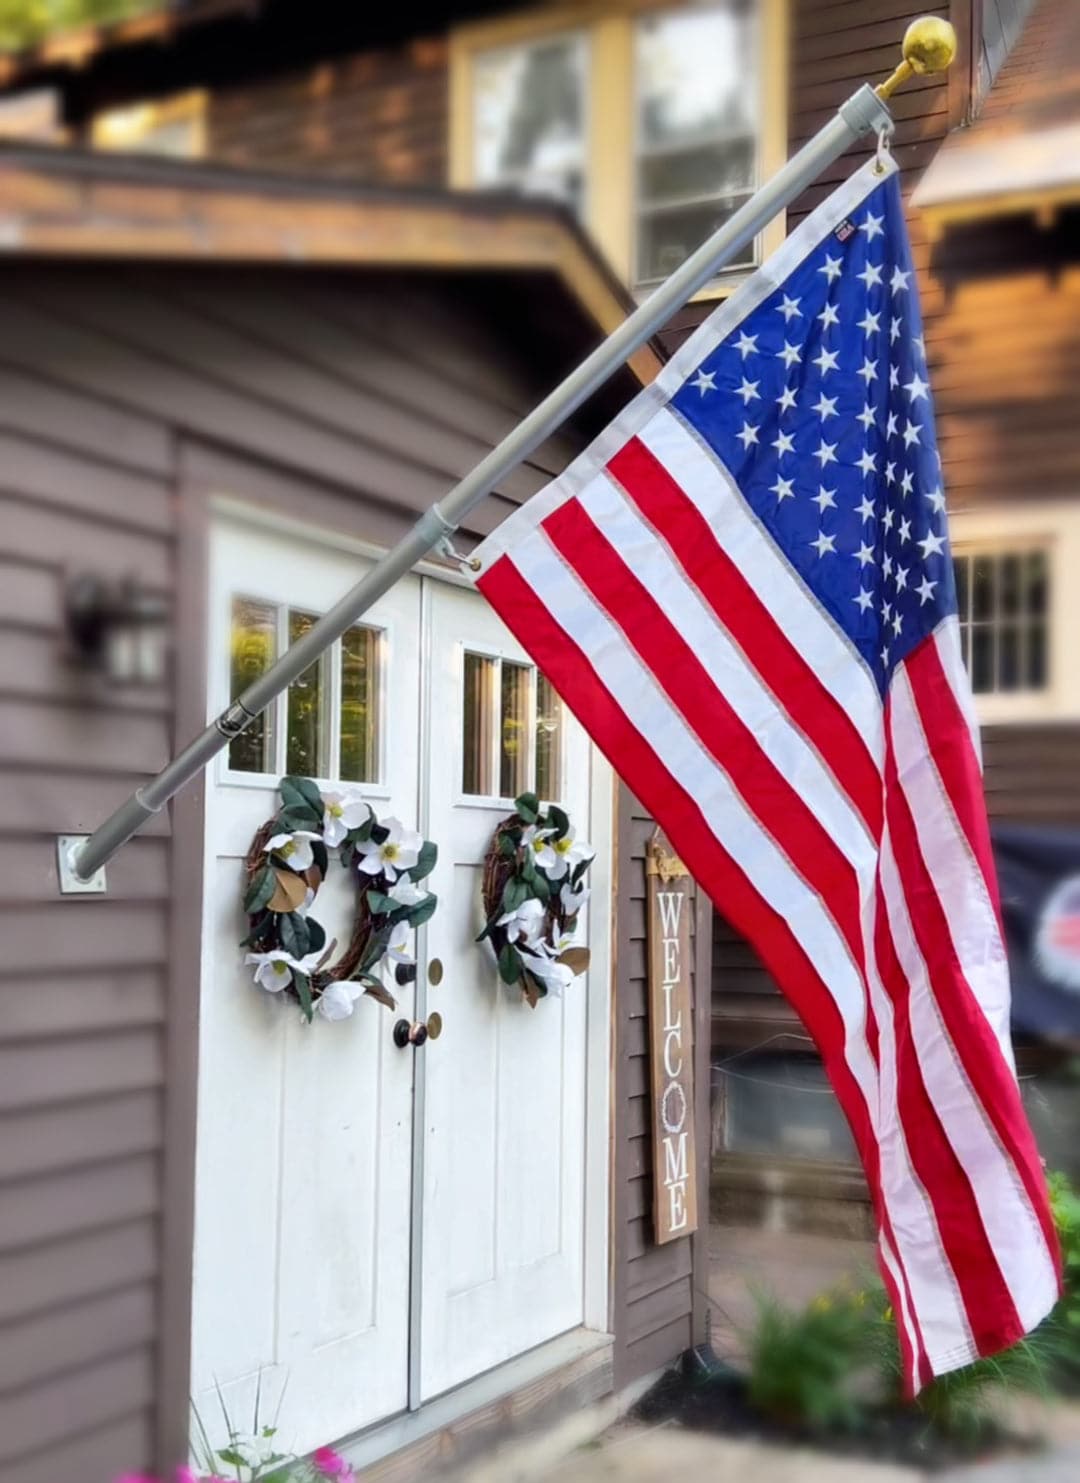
[56, 834, 107, 895]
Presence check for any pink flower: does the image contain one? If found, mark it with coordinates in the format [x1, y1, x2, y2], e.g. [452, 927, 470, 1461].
[313, 1445, 355, 1479]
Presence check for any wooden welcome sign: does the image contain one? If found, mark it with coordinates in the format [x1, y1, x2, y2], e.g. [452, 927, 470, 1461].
[646, 831, 698, 1244]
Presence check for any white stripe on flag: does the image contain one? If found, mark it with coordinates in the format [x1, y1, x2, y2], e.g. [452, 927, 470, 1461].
[637, 408, 886, 765]
[934, 616, 983, 772]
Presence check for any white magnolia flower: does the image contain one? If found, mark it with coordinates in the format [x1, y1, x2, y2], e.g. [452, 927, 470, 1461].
[560, 880, 590, 917]
[522, 950, 574, 999]
[386, 919, 413, 965]
[546, 825, 594, 881]
[357, 817, 423, 883]
[244, 947, 325, 993]
[497, 896, 547, 948]
[322, 788, 372, 848]
[388, 877, 429, 909]
[264, 829, 321, 872]
[316, 981, 362, 1022]
[521, 824, 559, 875]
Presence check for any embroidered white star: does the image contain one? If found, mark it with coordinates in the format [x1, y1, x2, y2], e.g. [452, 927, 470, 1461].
[856, 493, 876, 522]
[812, 392, 838, 420]
[854, 587, 874, 612]
[772, 430, 795, 456]
[855, 541, 875, 567]
[813, 440, 838, 467]
[855, 449, 877, 476]
[904, 372, 929, 403]
[902, 419, 922, 448]
[884, 460, 897, 485]
[892, 612, 903, 637]
[882, 593, 893, 615]
[811, 530, 836, 557]
[857, 309, 881, 335]
[736, 377, 760, 404]
[856, 357, 879, 385]
[818, 302, 840, 330]
[916, 575, 937, 605]
[918, 530, 946, 558]
[777, 294, 802, 322]
[856, 403, 877, 432]
[926, 485, 946, 514]
[857, 261, 883, 289]
[895, 565, 909, 590]
[881, 645, 890, 667]
[736, 421, 760, 449]
[889, 364, 900, 389]
[690, 369, 716, 396]
[776, 385, 798, 413]
[914, 333, 926, 357]
[860, 211, 884, 242]
[812, 485, 837, 512]
[812, 346, 840, 374]
[883, 507, 896, 531]
[885, 411, 899, 438]
[771, 475, 795, 501]
[900, 470, 915, 496]
[891, 267, 911, 294]
[734, 331, 758, 358]
[890, 316, 902, 344]
[777, 341, 802, 368]
[898, 517, 912, 544]
[819, 253, 843, 283]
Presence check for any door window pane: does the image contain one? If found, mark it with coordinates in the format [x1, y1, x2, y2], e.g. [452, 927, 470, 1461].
[500, 661, 531, 800]
[535, 674, 563, 803]
[463, 652, 497, 795]
[472, 33, 587, 212]
[635, 4, 758, 285]
[285, 610, 328, 778]
[340, 624, 381, 783]
[229, 597, 276, 773]
[954, 546, 1051, 696]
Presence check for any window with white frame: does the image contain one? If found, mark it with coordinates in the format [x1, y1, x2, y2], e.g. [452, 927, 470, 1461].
[228, 596, 383, 782]
[953, 548, 1049, 696]
[634, 2, 759, 285]
[462, 651, 563, 801]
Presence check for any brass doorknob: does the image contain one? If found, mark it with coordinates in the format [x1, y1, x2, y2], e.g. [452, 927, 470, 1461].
[393, 1014, 443, 1049]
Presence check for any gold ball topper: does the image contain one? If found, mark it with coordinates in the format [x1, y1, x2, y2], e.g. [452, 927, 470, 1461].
[903, 16, 958, 75]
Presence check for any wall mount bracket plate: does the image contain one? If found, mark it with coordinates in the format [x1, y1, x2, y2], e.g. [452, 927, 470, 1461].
[56, 835, 107, 895]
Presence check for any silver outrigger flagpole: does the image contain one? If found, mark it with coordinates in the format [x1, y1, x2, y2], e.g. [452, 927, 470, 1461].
[63, 19, 957, 887]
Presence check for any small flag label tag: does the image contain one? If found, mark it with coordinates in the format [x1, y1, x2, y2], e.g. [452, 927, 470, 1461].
[834, 218, 857, 243]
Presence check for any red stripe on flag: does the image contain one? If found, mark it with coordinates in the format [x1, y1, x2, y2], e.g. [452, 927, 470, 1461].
[882, 700, 1061, 1293]
[904, 638, 1003, 929]
[607, 437, 884, 839]
[478, 550, 929, 1392]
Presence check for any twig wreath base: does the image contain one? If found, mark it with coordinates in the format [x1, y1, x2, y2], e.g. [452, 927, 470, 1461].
[240, 775, 437, 1023]
[478, 791, 594, 1008]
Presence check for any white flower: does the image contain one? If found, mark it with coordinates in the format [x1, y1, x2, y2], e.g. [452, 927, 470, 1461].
[316, 981, 362, 1021]
[560, 880, 590, 917]
[357, 817, 423, 883]
[522, 951, 574, 998]
[521, 824, 559, 874]
[245, 950, 298, 992]
[386, 920, 413, 964]
[388, 877, 429, 909]
[497, 896, 547, 948]
[264, 829, 321, 871]
[322, 789, 372, 848]
[546, 825, 594, 881]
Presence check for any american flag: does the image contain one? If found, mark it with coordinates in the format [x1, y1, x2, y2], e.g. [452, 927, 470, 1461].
[472, 155, 1060, 1392]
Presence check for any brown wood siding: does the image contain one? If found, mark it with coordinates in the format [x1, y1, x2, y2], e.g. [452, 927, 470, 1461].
[613, 791, 712, 1388]
[0, 261, 639, 1483]
[207, 37, 448, 187]
[983, 725, 1080, 825]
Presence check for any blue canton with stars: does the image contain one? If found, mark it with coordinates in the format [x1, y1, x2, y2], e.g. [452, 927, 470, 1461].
[671, 170, 954, 694]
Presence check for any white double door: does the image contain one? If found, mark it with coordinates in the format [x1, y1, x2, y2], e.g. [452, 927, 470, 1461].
[192, 518, 592, 1458]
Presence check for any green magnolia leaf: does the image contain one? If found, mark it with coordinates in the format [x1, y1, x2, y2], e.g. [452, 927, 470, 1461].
[498, 942, 523, 985]
[498, 831, 518, 858]
[369, 821, 389, 846]
[216, 1448, 247, 1467]
[243, 864, 276, 914]
[408, 892, 437, 928]
[475, 915, 499, 944]
[520, 849, 538, 884]
[571, 856, 591, 887]
[293, 970, 313, 1023]
[280, 911, 310, 959]
[350, 815, 375, 844]
[365, 889, 396, 916]
[340, 841, 356, 869]
[311, 840, 329, 876]
[410, 839, 438, 882]
[501, 876, 529, 914]
[548, 804, 570, 839]
[305, 917, 327, 955]
[239, 910, 274, 948]
[515, 791, 539, 824]
[278, 780, 320, 824]
[277, 803, 320, 831]
[283, 775, 323, 814]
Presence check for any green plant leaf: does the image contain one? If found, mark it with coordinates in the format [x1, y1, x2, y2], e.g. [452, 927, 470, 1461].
[571, 856, 591, 887]
[408, 892, 438, 928]
[548, 804, 570, 839]
[365, 890, 395, 915]
[410, 839, 438, 882]
[277, 804, 320, 832]
[283, 775, 323, 814]
[305, 917, 326, 955]
[501, 876, 529, 914]
[280, 911, 310, 959]
[293, 970, 313, 1023]
[278, 780, 320, 825]
[311, 840, 329, 876]
[498, 943, 523, 985]
[531, 871, 550, 903]
[216, 1447, 248, 1467]
[243, 865, 276, 915]
[498, 831, 518, 858]
[515, 792, 539, 823]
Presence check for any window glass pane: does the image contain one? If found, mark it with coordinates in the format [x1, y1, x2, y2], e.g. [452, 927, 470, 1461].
[972, 555, 996, 621]
[229, 597, 276, 773]
[720, 1055, 857, 1163]
[1026, 551, 1048, 616]
[1028, 621, 1048, 688]
[463, 652, 497, 795]
[535, 673, 563, 802]
[999, 624, 1021, 691]
[340, 625, 381, 783]
[286, 610, 327, 778]
[953, 554, 969, 621]
[1000, 555, 1021, 618]
[635, 3, 757, 284]
[971, 626, 994, 693]
[473, 35, 586, 212]
[500, 661, 531, 800]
